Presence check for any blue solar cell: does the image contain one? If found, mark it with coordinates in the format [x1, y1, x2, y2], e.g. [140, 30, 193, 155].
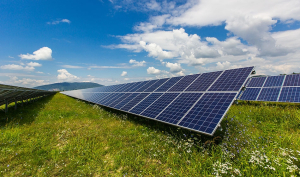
[121, 82, 140, 92]
[257, 87, 281, 101]
[120, 93, 150, 111]
[141, 93, 180, 119]
[209, 67, 254, 91]
[114, 83, 130, 92]
[135, 80, 159, 92]
[185, 71, 222, 91]
[129, 93, 163, 115]
[284, 74, 300, 86]
[108, 93, 132, 107]
[109, 84, 127, 92]
[168, 74, 200, 92]
[114, 93, 140, 109]
[263, 76, 284, 87]
[154, 76, 183, 92]
[144, 78, 169, 92]
[97, 93, 114, 104]
[90, 93, 102, 103]
[94, 93, 111, 104]
[102, 93, 124, 106]
[156, 93, 203, 124]
[247, 77, 267, 87]
[240, 88, 261, 100]
[127, 81, 145, 92]
[279, 87, 300, 102]
[178, 93, 236, 135]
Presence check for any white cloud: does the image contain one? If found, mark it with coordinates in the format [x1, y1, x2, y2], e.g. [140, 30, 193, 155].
[19, 47, 52, 60]
[89, 65, 129, 69]
[129, 59, 146, 67]
[57, 69, 79, 81]
[8, 56, 14, 58]
[27, 62, 42, 67]
[165, 62, 183, 73]
[0, 64, 34, 71]
[7, 76, 48, 87]
[139, 41, 175, 59]
[0, 62, 42, 71]
[61, 65, 84, 69]
[147, 66, 162, 75]
[36, 71, 44, 74]
[121, 71, 127, 76]
[47, 19, 71, 25]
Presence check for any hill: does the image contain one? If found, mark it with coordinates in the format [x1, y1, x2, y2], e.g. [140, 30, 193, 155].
[33, 82, 103, 91]
[0, 93, 299, 176]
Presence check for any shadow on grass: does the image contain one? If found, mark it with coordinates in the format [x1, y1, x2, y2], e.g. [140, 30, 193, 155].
[0, 94, 55, 128]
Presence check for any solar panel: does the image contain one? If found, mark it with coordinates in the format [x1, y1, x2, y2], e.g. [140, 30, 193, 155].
[144, 78, 169, 92]
[178, 93, 236, 134]
[263, 76, 284, 87]
[156, 93, 203, 124]
[114, 93, 139, 109]
[209, 67, 254, 91]
[120, 93, 150, 111]
[257, 88, 281, 101]
[284, 75, 300, 86]
[129, 93, 163, 115]
[141, 93, 180, 119]
[185, 71, 222, 91]
[240, 88, 261, 100]
[278, 87, 300, 102]
[135, 80, 158, 92]
[247, 77, 266, 87]
[62, 66, 254, 135]
[239, 74, 300, 103]
[168, 74, 200, 92]
[154, 76, 183, 92]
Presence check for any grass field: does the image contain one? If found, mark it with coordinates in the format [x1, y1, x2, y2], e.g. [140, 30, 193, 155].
[0, 93, 299, 176]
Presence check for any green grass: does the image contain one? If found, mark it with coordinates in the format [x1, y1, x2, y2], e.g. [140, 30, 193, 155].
[0, 93, 299, 176]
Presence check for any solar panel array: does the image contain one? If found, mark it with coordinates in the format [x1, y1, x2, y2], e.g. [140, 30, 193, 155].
[62, 66, 254, 136]
[239, 74, 300, 103]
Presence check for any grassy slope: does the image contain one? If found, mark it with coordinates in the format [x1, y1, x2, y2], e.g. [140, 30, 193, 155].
[0, 93, 299, 176]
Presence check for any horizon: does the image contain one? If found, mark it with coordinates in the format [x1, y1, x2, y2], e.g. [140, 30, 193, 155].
[1, 0, 300, 87]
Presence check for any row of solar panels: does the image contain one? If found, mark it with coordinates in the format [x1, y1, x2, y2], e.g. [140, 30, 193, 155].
[62, 66, 254, 135]
[0, 84, 55, 112]
[238, 74, 300, 102]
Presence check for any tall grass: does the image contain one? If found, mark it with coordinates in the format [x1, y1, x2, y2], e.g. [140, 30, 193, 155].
[0, 93, 299, 176]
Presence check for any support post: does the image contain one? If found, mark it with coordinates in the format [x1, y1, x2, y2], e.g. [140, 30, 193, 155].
[15, 99, 17, 110]
[5, 100, 8, 113]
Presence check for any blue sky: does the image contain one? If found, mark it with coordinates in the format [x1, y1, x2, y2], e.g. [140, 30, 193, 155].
[1, 0, 300, 87]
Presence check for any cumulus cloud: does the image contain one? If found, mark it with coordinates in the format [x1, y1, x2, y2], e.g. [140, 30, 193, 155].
[147, 67, 162, 75]
[57, 69, 79, 81]
[129, 59, 146, 67]
[165, 62, 183, 73]
[139, 41, 175, 59]
[121, 71, 127, 76]
[106, 0, 300, 75]
[47, 19, 71, 25]
[19, 47, 52, 60]
[8, 76, 48, 87]
[27, 62, 42, 67]
[0, 62, 42, 71]
[61, 65, 84, 69]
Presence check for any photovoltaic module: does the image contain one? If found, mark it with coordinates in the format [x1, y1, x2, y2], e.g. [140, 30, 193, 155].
[239, 74, 300, 103]
[62, 66, 254, 135]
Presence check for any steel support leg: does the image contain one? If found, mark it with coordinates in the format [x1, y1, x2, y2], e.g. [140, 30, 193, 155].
[5, 100, 8, 113]
[15, 99, 17, 110]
